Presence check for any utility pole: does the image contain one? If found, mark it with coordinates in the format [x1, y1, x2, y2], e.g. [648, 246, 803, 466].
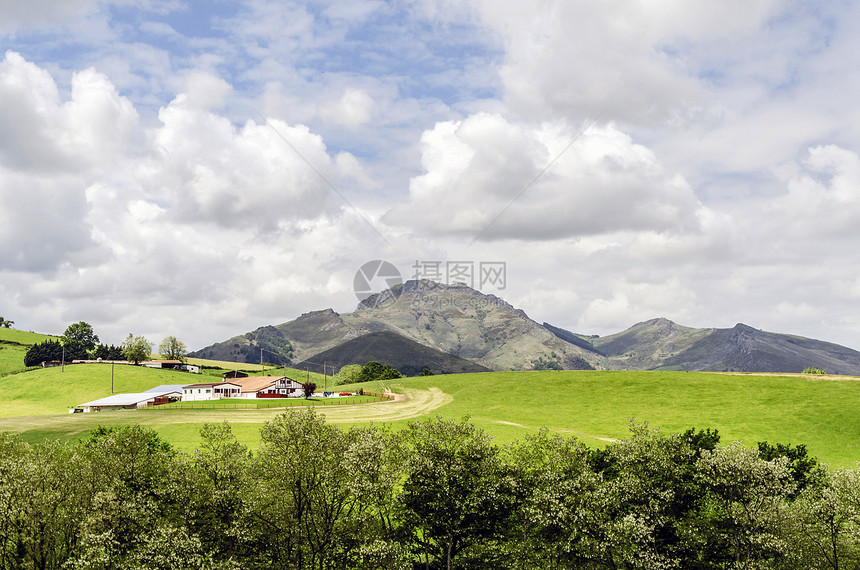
[111, 361, 115, 394]
[323, 361, 327, 395]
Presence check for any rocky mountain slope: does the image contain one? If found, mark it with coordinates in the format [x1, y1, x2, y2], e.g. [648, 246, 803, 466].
[542, 318, 860, 375]
[193, 280, 600, 371]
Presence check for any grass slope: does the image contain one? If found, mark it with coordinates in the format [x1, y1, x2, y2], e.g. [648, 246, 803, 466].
[355, 370, 860, 468]
[0, 328, 58, 376]
[0, 363, 195, 417]
[2, 367, 860, 467]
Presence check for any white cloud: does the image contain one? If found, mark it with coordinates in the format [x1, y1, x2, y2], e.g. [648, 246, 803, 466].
[384, 113, 704, 240]
[320, 87, 374, 128]
[466, 0, 776, 125]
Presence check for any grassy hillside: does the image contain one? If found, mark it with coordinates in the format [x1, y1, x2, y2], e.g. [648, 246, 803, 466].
[0, 363, 196, 417]
[2, 367, 860, 467]
[0, 328, 58, 375]
[350, 370, 860, 468]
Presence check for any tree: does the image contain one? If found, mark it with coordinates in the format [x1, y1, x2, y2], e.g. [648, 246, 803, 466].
[24, 339, 64, 367]
[399, 416, 514, 569]
[122, 333, 153, 364]
[159, 336, 188, 363]
[333, 364, 362, 386]
[0, 317, 12, 328]
[247, 409, 394, 568]
[93, 343, 124, 361]
[357, 361, 402, 383]
[63, 321, 100, 352]
[695, 442, 796, 567]
[302, 382, 317, 398]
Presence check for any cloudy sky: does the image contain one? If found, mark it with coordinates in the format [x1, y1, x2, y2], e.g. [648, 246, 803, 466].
[3, 0, 860, 352]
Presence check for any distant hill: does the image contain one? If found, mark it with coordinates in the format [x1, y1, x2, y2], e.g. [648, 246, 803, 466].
[192, 325, 293, 366]
[294, 331, 491, 376]
[588, 318, 860, 375]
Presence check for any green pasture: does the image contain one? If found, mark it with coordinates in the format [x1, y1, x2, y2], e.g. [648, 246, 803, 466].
[2, 364, 860, 467]
[0, 363, 199, 417]
[0, 328, 57, 346]
[0, 328, 57, 376]
[352, 370, 860, 468]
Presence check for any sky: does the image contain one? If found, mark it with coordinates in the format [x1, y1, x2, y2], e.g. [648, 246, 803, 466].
[3, 0, 860, 352]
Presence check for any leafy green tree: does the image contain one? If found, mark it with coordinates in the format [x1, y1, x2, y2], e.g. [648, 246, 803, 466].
[357, 361, 402, 383]
[72, 426, 179, 567]
[333, 364, 362, 386]
[122, 333, 153, 364]
[399, 416, 514, 569]
[63, 321, 100, 351]
[0, 436, 88, 570]
[784, 466, 860, 569]
[186, 423, 252, 561]
[247, 409, 390, 568]
[593, 422, 708, 568]
[504, 428, 603, 568]
[159, 336, 188, 362]
[758, 441, 823, 497]
[0, 317, 12, 328]
[695, 442, 796, 567]
[532, 351, 563, 370]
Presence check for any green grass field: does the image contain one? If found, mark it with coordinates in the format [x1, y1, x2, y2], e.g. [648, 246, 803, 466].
[0, 328, 58, 376]
[347, 370, 860, 467]
[1, 357, 860, 467]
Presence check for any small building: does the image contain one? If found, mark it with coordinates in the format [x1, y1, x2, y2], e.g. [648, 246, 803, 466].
[223, 370, 249, 379]
[182, 382, 242, 401]
[257, 376, 305, 398]
[142, 360, 183, 370]
[77, 388, 182, 413]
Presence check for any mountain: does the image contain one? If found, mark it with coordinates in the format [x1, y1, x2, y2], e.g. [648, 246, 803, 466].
[193, 282, 860, 375]
[192, 325, 293, 365]
[582, 318, 860, 375]
[294, 331, 491, 376]
[192, 280, 601, 371]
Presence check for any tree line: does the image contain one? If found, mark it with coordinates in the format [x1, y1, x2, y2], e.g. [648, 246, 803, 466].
[23, 321, 187, 367]
[2, 410, 860, 569]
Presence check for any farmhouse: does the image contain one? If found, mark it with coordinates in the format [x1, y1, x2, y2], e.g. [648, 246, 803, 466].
[182, 382, 242, 401]
[180, 376, 306, 400]
[257, 376, 305, 397]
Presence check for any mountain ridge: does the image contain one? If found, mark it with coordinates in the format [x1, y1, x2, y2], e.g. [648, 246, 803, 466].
[192, 281, 860, 375]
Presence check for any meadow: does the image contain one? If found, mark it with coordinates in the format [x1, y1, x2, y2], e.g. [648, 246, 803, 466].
[1, 353, 860, 466]
[0, 328, 57, 376]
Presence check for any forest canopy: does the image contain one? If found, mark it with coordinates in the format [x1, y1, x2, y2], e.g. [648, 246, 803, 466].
[0, 412, 858, 569]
